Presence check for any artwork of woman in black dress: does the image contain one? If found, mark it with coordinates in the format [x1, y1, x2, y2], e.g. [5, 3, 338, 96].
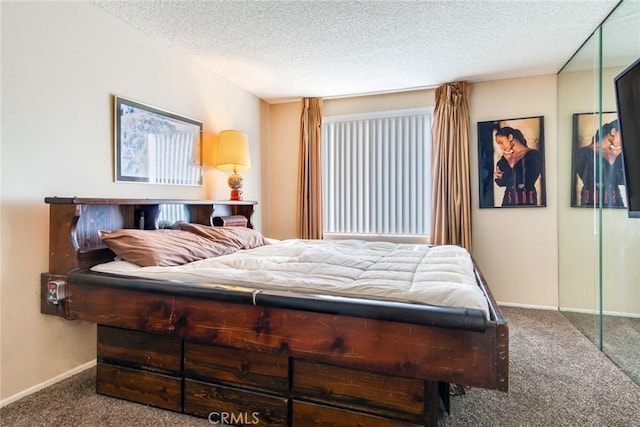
[477, 116, 545, 208]
[573, 120, 625, 207]
[493, 127, 543, 206]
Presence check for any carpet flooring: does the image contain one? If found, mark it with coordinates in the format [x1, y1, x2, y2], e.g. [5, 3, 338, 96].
[1, 307, 639, 426]
[561, 310, 640, 385]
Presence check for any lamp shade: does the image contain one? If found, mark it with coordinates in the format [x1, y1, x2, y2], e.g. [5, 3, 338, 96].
[216, 130, 250, 171]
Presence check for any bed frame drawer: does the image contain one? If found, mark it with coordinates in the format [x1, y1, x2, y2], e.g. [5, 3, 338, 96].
[292, 400, 421, 427]
[97, 325, 182, 374]
[292, 360, 425, 422]
[184, 379, 288, 426]
[96, 363, 182, 412]
[184, 342, 289, 392]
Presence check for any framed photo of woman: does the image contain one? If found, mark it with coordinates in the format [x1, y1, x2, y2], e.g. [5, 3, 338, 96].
[570, 112, 625, 208]
[477, 116, 546, 208]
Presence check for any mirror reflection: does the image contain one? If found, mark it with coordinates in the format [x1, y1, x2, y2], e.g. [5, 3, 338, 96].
[558, 0, 640, 385]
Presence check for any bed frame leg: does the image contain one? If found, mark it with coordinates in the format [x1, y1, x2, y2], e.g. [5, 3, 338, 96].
[439, 382, 451, 415]
[423, 380, 439, 426]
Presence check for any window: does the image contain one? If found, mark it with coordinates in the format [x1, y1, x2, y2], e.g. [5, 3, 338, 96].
[322, 108, 432, 241]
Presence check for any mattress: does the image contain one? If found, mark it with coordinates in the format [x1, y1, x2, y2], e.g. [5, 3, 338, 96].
[91, 239, 490, 319]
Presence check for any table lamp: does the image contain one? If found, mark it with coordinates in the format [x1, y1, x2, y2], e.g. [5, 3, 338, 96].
[216, 130, 250, 200]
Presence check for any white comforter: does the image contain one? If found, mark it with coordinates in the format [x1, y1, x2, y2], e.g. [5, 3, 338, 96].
[91, 239, 490, 318]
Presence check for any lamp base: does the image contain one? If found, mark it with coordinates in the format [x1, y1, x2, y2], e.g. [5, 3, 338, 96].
[228, 172, 244, 201]
[229, 189, 243, 201]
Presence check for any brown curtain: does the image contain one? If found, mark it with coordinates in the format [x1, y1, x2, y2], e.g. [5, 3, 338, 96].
[430, 82, 472, 250]
[297, 98, 324, 239]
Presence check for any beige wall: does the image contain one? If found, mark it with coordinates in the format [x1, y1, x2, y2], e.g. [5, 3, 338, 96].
[264, 102, 301, 239]
[265, 77, 560, 308]
[470, 75, 559, 308]
[0, 1, 264, 401]
[324, 90, 436, 116]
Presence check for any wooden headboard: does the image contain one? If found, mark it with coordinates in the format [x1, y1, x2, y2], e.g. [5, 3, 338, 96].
[41, 197, 256, 316]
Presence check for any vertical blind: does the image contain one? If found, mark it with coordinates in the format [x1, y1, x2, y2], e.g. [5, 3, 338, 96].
[147, 132, 202, 186]
[322, 109, 432, 236]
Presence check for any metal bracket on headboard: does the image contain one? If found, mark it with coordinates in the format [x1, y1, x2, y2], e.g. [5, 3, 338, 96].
[41, 273, 68, 317]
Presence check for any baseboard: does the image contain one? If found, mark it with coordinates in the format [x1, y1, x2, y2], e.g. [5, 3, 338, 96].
[559, 306, 640, 319]
[500, 302, 640, 319]
[0, 359, 96, 408]
[498, 301, 559, 311]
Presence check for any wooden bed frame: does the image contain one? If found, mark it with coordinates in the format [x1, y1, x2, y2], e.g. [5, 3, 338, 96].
[42, 197, 508, 427]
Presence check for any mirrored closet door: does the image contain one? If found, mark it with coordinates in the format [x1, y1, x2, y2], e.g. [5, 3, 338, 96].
[558, 0, 640, 385]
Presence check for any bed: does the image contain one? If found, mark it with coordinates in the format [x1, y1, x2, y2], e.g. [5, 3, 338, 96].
[41, 197, 508, 427]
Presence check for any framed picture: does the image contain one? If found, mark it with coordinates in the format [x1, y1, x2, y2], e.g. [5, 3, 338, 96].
[478, 116, 546, 208]
[114, 96, 203, 185]
[571, 112, 625, 208]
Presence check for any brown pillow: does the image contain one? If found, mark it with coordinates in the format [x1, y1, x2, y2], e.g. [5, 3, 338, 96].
[98, 229, 236, 267]
[173, 222, 269, 250]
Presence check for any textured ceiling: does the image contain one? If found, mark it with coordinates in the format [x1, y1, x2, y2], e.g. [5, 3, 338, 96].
[94, 0, 620, 103]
